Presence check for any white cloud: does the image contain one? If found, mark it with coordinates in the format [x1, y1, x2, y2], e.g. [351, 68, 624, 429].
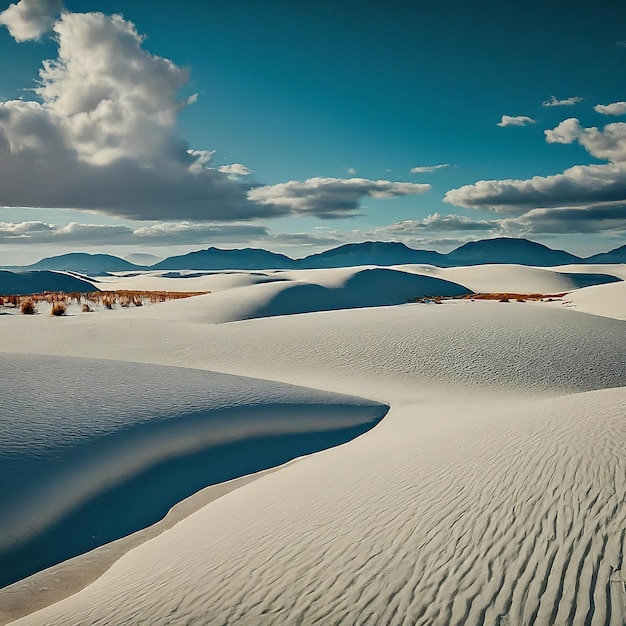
[497, 115, 535, 127]
[0, 11, 278, 221]
[542, 95, 583, 107]
[217, 163, 253, 176]
[410, 164, 449, 174]
[444, 118, 626, 231]
[545, 118, 626, 162]
[248, 177, 431, 219]
[594, 101, 626, 116]
[0, 0, 62, 42]
[500, 203, 626, 235]
[0, 9, 423, 223]
[346, 167, 356, 175]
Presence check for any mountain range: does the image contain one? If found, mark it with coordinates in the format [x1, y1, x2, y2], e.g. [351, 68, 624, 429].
[3, 238, 626, 274]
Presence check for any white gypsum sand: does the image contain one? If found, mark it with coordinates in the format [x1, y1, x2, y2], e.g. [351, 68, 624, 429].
[0, 263, 625, 625]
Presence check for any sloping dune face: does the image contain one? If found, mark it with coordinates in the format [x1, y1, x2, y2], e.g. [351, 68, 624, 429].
[0, 271, 98, 295]
[563, 280, 626, 320]
[110, 266, 472, 324]
[0, 354, 386, 588]
[433, 264, 621, 294]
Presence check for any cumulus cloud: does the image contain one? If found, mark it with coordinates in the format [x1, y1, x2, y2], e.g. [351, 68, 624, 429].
[0, 0, 62, 42]
[497, 115, 535, 127]
[545, 118, 626, 162]
[0, 220, 269, 245]
[445, 118, 626, 220]
[0, 8, 422, 223]
[248, 178, 431, 219]
[542, 95, 584, 107]
[410, 164, 449, 174]
[594, 101, 626, 116]
[0, 11, 281, 221]
[217, 163, 254, 176]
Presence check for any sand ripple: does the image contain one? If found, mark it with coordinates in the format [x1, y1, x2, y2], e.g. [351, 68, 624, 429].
[15, 388, 625, 625]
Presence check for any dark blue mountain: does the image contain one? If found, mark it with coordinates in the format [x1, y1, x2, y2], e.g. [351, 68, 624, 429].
[152, 247, 295, 270]
[296, 241, 450, 268]
[446, 237, 582, 266]
[585, 244, 626, 264]
[27, 253, 143, 274]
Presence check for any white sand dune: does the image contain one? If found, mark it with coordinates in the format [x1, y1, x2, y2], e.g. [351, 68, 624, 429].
[555, 263, 626, 281]
[1, 263, 625, 625]
[96, 266, 471, 324]
[4, 299, 624, 395]
[561, 280, 626, 320]
[97, 269, 286, 293]
[430, 264, 621, 294]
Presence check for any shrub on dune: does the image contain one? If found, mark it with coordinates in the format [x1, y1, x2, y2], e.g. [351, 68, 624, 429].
[20, 300, 36, 315]
[51, 302, 67, 316]
[81, 303, 93, 312]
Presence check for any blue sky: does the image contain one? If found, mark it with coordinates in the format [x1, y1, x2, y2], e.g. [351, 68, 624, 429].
[0, 0, 625, 263]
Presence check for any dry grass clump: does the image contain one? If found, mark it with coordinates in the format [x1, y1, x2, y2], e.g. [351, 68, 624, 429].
[461, 292, 567, 302]
[93, 290, 208, 309]
[410, 292, 568, 305]
[408, 295, 443, 304]
[0, 289, 209, 315]
[20, 300, 36, 315]
[51, 302, 67, 316]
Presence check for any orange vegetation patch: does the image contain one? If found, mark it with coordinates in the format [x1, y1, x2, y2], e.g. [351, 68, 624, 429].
[410, 292, 567, 304]
[0, 290, 209, 310]
[460, 292, 567, 302]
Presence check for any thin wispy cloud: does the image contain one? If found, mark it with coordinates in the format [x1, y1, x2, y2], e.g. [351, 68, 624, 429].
[410, 164, 449, 174]
[542, 95, 583, 107]
[376, 214, 496, 233]
[594, 101, 626, 116]
[217, 163, 254, 176]
[0, 221, 270, 245]
[497, 115, 535, 127]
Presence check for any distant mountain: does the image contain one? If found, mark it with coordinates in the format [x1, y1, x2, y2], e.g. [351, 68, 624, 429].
[124, 253, 162, 266]
[297, 241, 451, 268]
[446, 237, 582, 266]
[585, 244, 626, 264]
[10, 238, 624, 277]
[27, 253, 143, 274]
[0, 271, 99, 296]
[153, 247, 295, 270]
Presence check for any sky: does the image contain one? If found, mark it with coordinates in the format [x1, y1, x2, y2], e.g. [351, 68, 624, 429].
[0, 0, 626, 264]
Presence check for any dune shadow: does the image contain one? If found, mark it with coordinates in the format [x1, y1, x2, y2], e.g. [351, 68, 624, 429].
[0, 402, 387, 589]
